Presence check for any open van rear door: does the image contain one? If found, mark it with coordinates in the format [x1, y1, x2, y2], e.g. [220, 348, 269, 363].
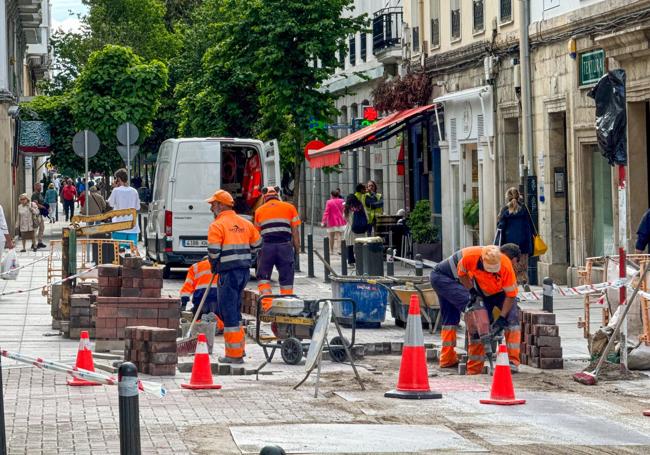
[262, 139, 281, 190]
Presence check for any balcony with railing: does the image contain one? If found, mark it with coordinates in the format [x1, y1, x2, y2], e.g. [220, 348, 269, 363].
[372, 6, 403, 64]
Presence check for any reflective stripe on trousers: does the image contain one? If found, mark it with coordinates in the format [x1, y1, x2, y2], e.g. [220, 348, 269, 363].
[439, 325, 458, 367]
[224, 326, 245, 358]
[505, 327, 521, 366]
[258, 280, 273, 312]
[466, 339, 486, 375]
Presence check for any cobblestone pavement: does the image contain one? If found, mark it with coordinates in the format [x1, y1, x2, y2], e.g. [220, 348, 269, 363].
[1, 218, 649, 454]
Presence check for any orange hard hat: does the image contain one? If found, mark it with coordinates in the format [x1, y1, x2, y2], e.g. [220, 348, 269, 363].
[205, 189, 234, 207]
[481, 245, 502, 273]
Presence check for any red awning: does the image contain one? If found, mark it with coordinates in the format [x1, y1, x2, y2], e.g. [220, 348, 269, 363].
[307, 104, 437, 168]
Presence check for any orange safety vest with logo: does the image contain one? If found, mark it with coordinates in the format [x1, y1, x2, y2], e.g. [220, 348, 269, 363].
[242, 155, 262, 207]
[253, 199, 301, 243]
[207, 210, 262, 272]
[179, 260, 224, 331]
[456, 248, 518, 298]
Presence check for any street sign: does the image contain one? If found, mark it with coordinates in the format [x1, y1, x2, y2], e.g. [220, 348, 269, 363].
[72, 130, 100, 158]
[116, 122, 139, 145]
[117, 145, 140, 164]
[579, 49, 605, 86]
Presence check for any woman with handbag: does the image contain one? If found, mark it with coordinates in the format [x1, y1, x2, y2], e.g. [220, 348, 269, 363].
[496, 187, 534, 286]
[15, 194, 39, 252]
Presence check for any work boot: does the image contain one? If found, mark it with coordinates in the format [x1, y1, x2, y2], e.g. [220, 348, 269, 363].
[509, 362, 519, 374]
[218, 356, 244, 364]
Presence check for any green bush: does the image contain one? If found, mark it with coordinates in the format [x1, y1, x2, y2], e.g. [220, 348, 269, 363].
[463, 199, 479, 228]
[406, 200, 439, 244]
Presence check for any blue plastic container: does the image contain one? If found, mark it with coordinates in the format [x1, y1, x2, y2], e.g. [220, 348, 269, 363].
[331, 278, 388, 328]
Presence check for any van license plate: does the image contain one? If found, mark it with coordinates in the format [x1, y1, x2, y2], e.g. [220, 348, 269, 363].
[183, 239, 207, 247]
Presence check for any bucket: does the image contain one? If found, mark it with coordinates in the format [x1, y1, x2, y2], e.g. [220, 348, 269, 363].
[390, 285, 440, 330]
[331, 276, 389, 328]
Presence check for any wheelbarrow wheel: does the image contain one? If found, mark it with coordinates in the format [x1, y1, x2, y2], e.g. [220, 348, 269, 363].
[281, 337, 303, 365]
[329, 336, 351, 363]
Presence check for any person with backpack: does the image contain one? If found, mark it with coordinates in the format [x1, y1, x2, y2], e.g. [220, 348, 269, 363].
[343, 183, 369, 265]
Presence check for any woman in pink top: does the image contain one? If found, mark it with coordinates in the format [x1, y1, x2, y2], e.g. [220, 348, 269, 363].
[321, 190, 346, 255]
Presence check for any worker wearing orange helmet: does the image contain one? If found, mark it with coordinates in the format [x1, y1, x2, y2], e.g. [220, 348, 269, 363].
[429, 244, 521, 374]
[179, 258, 225, 333]
[206, 189, 262, 364]
[253, 186, 301, 311]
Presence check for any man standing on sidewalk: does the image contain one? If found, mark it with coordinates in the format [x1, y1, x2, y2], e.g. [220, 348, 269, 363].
[206, 189, 261, 364]
[31, 183, 47, 249]
[107, 169, 140, 250]
[62, 179, 76, 222]
[254, 186, 301, 311]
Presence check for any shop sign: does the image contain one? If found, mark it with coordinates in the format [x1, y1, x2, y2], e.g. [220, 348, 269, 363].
[579, 49, 605, 86]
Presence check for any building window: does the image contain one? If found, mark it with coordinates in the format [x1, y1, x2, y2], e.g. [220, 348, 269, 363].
[500, 0, 512, 23]
[338, 50, 345, 68]
[451, 0, 461, 41]
[349, 35, 356, 66]
[473, 0, 484, 32]
[430, 0, 440, 47]
[360, 32, 367, 62]
[411, 0, 420, 52]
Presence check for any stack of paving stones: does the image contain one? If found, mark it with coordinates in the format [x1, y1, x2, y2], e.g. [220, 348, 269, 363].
[124, 326, 177, 375]
[70, 294, 96, 338]
[94, 262, 179, 341]
[241, 289, 260, 316]
[520, 310, 563, 369]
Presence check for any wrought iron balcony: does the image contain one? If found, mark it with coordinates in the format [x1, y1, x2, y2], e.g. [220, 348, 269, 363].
[373, 6, 403, 60]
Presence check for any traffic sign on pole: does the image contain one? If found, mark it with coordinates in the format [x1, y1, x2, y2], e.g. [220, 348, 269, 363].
[117, 145, 140, 164]
[72, 130, 100, 158]
[116, 122, 139, 146]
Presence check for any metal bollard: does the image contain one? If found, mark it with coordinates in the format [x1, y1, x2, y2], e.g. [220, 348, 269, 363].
[340, 240, 348, 276]
[415, 254, 423, 277]
[386, 248, 395, 276]
[0, 349, 6, 455]
[543, 277, 553, 313]
[323, 237, 331, 283]
[300, 224, 305, 253]
[307, 234, 315, 278]
[119, 362, 141, 455]
[294, 250, 301, 272]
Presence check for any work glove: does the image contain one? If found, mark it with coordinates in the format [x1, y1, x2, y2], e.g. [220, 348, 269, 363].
[491, 316, 508, 335]
[210, 258, 219, 274]
[180, 296, 189, 310]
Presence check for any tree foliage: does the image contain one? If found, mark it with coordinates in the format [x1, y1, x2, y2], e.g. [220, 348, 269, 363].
[22, 45, 168, 174]
[372, 73, 432, 113]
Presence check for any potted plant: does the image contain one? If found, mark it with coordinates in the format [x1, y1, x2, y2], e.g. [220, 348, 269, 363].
[463, 198, 480, 245]
[406, 200, 442, 261]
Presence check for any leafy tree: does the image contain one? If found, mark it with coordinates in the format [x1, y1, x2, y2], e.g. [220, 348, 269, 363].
[23, 45, 169, 175]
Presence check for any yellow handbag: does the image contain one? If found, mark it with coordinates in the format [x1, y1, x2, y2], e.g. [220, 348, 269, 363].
[525, 205, 547, 257]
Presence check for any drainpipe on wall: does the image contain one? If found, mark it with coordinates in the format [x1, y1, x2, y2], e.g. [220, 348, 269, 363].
[519, 0, 534, 179]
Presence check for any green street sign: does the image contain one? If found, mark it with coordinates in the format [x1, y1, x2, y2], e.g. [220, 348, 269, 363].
[579, 49, 605, 86]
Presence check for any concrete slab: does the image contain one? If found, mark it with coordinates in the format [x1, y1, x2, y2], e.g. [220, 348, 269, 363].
[230, 423, 486, 453]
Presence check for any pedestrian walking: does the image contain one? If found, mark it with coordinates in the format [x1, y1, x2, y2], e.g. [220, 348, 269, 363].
[206, 189, 261, 364]
[429, 244, 522, 373]
[496, 187, 534, 286]
[86, 186, 108, 216]
[635, 208, 650, 254]
[254, 187, 301, 312]
[44, 183, 58, 223]
[179, 259, 224, 333]
[0, 204, 15, 265]
[321, 190, 345, 255]
[343, 183, 369, 265]
[30, 183, 47, 249]
[364, 180, 384, 234]
[15, 194, 39, 252]
[62, 179, 77, 222]
[107, 168, 140, 249]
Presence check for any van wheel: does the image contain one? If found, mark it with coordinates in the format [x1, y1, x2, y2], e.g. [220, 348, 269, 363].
[162, 265, 171, 279]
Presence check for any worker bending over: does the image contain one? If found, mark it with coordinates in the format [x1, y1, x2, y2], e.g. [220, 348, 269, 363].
[206, 190, 261, 364]
[430, 244, 522, 374]
[179, 258, 225, 333]
[254, 186, 301, 312]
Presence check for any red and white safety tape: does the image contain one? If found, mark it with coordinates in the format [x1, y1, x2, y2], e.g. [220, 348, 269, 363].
[0, 255, 50, 277]
[520, 277, 631, 301]
[0, 349, 166, 398]
[0, 265, 98, 297]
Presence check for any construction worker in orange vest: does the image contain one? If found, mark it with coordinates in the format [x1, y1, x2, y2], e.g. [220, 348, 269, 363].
[429, 244, 522, 374]
[253, 186, 301, 312]
[179, 258, 225, 333]
[206, 189, 262, 364]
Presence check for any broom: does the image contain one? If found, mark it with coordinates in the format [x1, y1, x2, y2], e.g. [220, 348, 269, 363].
[573, 266, 648, 385]
[177, 272, 217, 356]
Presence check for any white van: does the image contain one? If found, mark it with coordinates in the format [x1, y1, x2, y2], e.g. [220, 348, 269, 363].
[145, 137, 281, 276]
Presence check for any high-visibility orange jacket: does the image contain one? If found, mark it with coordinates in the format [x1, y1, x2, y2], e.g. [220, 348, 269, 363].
[253, 199, 301, 243]
[180, 260, 217, 302]
[242, 155, 262, 207]
[456, 247, 518, 298]
[207, 210, 262, 272]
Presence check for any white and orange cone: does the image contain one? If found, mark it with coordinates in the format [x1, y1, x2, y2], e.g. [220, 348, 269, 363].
[181, 333, 222, 390]
[480, 343, 525, 405]
[68, 330, 101, 386]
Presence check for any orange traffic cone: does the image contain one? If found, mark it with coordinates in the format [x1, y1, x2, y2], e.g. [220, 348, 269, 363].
[385, 294, 442, 399]
[68, 330, 101, 386]
[181, 333, 222, 390]
[480, 343, 525, 405]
